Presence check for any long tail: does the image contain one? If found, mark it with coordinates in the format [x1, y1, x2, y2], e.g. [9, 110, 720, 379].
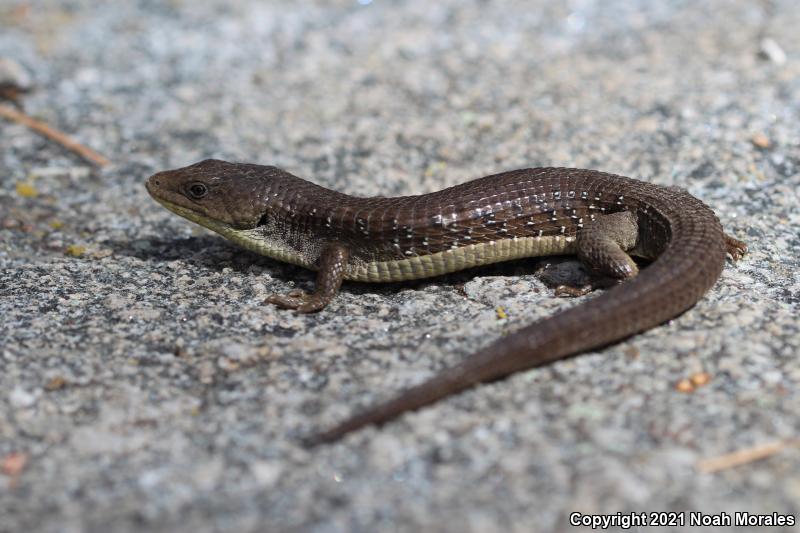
[305, 204, 733, 446]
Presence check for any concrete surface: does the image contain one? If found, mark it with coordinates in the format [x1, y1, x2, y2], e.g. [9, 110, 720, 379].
[1, 0, 799, 531]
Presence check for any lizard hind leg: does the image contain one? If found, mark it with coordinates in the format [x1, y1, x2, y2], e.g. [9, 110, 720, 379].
[553, 211, 641, 299]
[576, 210, 640, 279]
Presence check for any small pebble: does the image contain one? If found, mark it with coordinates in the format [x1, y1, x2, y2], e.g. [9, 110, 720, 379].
[44, 376, 67, 391]
[0, 57, 32, 102]
[9, 387, 38, 408]
[675, 379, 695, 393]
[1, 452, 28, 478]
[751, 133, 770, 149]
[690, 372, 711, 387]
[759, 38, 787, 65]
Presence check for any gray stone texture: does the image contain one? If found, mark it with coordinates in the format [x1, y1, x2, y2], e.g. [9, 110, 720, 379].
[1, 0, 798, 531]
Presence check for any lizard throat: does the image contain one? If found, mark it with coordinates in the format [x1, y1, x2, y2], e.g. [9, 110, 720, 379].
[151, 197, 314, 269]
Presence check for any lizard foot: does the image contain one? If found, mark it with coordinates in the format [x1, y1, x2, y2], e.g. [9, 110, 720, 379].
[265, 289, 327, 313]
[553, 276, 619, 298]
[554, 284, 594, 298]
[725, 234, 747, 261]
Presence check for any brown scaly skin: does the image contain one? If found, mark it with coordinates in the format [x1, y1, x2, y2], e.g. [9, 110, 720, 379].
[146, 159, 747, 445]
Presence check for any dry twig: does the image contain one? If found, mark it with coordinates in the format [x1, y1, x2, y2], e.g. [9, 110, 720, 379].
[0, 103, 110, 167]
[696, 439, 800, 473]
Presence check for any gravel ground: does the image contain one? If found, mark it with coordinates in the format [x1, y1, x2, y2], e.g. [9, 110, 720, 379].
[1, 1, 799, 532]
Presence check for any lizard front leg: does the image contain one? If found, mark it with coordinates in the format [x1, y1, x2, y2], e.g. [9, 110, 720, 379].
[265, 243, 350, 313]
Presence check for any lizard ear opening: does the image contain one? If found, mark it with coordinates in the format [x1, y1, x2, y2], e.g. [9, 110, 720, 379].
[256, 213, 269, 227]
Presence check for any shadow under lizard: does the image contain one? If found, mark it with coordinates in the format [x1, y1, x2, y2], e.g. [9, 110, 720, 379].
[145, 159, 747, 445]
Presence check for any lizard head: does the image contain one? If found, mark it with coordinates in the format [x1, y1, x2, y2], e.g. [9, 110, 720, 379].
[146, 159, 279, 231]
[146, 159, 319, 267]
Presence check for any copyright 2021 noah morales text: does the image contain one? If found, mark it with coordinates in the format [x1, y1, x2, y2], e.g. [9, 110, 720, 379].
[569, 511, 795, 529]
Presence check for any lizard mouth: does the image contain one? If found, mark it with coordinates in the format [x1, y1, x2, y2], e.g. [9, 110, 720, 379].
[145, 179, 229, 238]
[149, 194, 234, 236]
[144, 173, 224, 232]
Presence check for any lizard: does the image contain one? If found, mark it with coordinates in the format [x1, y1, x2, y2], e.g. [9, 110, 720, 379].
[145, 159, 747, 445]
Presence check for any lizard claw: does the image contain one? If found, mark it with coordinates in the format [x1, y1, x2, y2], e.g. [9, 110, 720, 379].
[286, 288, 306, 298]
[553, 277, 619, 298]
[264, 290, 306, 310]
[264, 290, 326, 313]
[725, 234, 747, 261]
[554, 284, 593, 298]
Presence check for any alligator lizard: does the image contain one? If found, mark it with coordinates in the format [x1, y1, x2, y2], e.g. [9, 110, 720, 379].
[146, 159, 746, 445]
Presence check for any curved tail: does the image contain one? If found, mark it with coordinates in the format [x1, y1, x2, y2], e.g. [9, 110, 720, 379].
[304, 198, 743, 446]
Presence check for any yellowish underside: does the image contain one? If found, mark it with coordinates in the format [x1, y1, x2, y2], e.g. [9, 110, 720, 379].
[348, 236, 577, 282]
[155, 198, 578, 283]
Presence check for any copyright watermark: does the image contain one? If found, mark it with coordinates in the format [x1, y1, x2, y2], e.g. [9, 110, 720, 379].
[569, 511, 795, 529]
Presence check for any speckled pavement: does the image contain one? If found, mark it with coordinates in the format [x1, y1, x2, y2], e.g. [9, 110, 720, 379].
[1, 1, 799, 532]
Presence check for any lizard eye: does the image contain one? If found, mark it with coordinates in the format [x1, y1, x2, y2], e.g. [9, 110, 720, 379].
[187, 182, 208, 199]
